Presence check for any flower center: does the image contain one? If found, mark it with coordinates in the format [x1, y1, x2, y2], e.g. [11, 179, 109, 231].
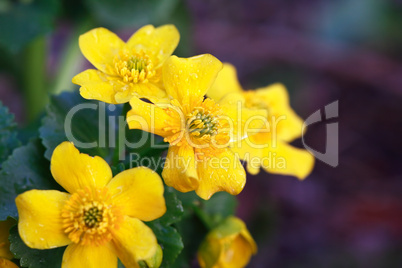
[114, 49, 155, 83]
[61, 187, 122, 246]
[187, 108, 218, 138]
[83, 207, 103, 228]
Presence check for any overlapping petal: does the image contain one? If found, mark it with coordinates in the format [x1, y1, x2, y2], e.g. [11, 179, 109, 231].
[252, 83, 304, 142]
[163, 55, 222, 108]
[114, 83, 168, 104]
[162, 144, 199, 193]
[51, 142, 113, 194]
[62, 243, 117, 268]
[79, 28, 124, 75]
[107, 167, 166, 222]
[127, 97, 182, 138]
[207, 63, 243, 101]
[218, 93, 268, 142]
[196, 149, 246, 200]
[72, 69, 121, 104]
[127, 24, 180, 67]
[15, 190, 71, 249]
[219, 235, 254, 268]
[111, 216, 158, 267]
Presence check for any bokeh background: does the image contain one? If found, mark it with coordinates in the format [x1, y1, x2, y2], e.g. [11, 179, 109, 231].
[1, 0, 402, 267]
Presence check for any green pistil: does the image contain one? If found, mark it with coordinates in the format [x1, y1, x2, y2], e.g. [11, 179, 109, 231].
[128, 57, 146, 72]
[84, 207, 103, 228]
[189, 112, 218, 137]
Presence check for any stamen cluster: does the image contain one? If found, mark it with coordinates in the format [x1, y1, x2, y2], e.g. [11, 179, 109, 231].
[61, 187, 122, 246]
[188, 108, 219, 137]
[114, 49, 155, 83]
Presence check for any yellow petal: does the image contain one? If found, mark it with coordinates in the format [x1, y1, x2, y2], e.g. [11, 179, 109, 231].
[162, 145, 199, 193]
[218, 94, 268, 142]
[114, 82, 168, 104]
[79, 28, 124, 75]
[163, 55, 223, 107]
[196, 149, 246, 200]
[15, 190, 71, 249]
[62, 243, 117, 268]
[51, 142, 113, 194]
[111, 216, 157, 267]
[0, 218, 16, 259]
[198, 217, 257, 268]
[0, 259, 19, 268]
[231, 134, 264, 176]
[254, 83, 304, 142]
[107, 167, 166, 222]
[207, 63, 243, 101]
[143, 244, 163, 268]
[219, 235, 254, 268]
[127, 24, 180, 67]
[260, 140, 315, 180]
[216, 217, 256, 268]
[197, 237, 221, 268]
[235, 133, 314, 179]
[239, 228, 258, 255]
[127, 97, 181, 138]
[72, 69, 121, 104]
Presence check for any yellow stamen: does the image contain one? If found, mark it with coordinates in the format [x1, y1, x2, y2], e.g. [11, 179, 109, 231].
[61, 187, 122, 246]
[114, 49, 155, 83]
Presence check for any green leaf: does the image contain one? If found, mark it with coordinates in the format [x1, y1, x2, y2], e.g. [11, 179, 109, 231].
[111, 162, 126, 177]
[39, 91, 122, 162]
[172, 214, 208, 268]
[159, 187, 184, 226]
[146, 221, 183, 267]
[0, 0, 60, 53]
[0, 101, 20, 166]
[201, 192, 238, 227]
[141, 188, 184, 267]
[0, 138, 62, 221]
[9, 225, 65, 268]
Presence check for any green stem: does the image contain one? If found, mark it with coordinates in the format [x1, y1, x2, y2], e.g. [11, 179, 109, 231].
[52, 19, 94, 94]
[192, 204, 214, 230]
[24, 37, 47, 122]
[111, 103, 130, 165]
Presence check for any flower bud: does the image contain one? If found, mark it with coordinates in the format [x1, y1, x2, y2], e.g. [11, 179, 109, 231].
[198, 217, 257, 268]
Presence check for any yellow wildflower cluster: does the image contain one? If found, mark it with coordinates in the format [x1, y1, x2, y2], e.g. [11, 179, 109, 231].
[12, 25, 315, 268]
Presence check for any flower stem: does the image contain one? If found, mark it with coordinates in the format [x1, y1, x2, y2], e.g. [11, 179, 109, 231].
[52, 19, 94, 95]
[192, 204, 215, 230]
[23, 36, 47, 122]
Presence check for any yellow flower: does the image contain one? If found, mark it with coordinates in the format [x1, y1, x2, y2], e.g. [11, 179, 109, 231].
[207, 63, 315, 179]
[0, 259, 18, 268]
[72, 25, 180, 104]
[0, 218, 18, 268]
[0, 218, 15, 260]
[197, 216, 257, 268]
[127, 55, 267, 200]
[15, 142, 166, 268]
